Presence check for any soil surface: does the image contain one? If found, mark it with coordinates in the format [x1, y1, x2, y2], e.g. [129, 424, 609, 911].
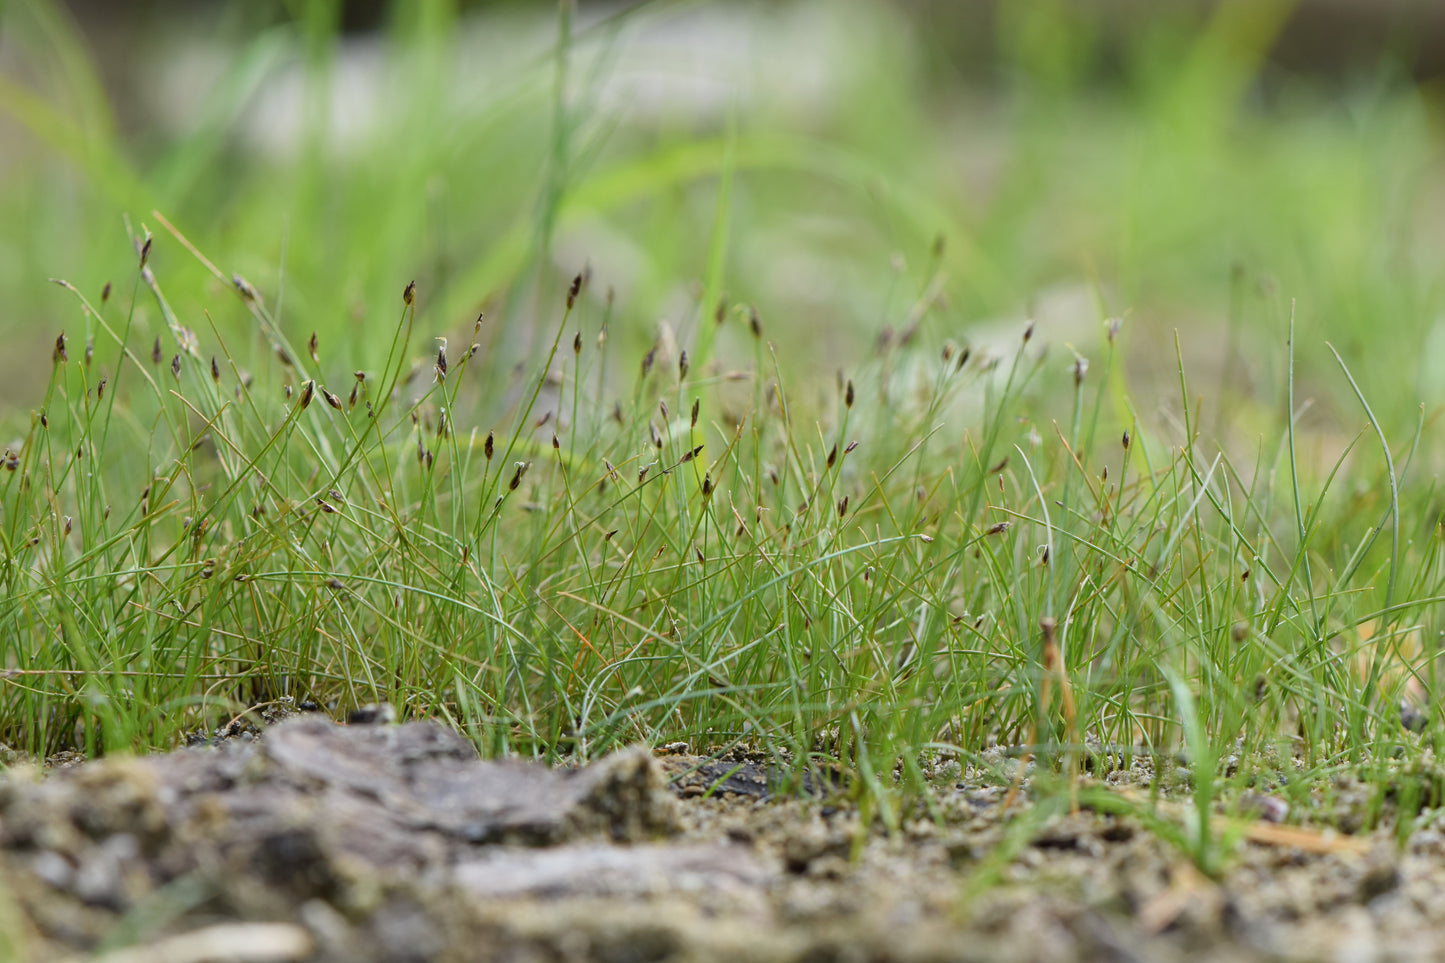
[2, 713, 1443, 962]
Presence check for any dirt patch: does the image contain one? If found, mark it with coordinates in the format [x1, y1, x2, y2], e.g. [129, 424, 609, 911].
[2, 718, 1444, 962]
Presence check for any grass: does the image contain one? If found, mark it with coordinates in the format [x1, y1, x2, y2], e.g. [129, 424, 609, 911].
[3, 0, 1445, 868]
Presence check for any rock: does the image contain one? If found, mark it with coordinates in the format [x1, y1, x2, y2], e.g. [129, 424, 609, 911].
[453, 842, 768, 900]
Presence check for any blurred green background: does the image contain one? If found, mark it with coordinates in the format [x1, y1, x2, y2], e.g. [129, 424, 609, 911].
[2, 0, 1444, 437]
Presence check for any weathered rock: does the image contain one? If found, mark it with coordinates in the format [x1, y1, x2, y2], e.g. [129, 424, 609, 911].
[453, 841, 768, 900]
[0, 717, 686, 957]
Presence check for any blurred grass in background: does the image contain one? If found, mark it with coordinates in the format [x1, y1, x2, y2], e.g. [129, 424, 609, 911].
[2, 0, 1440, 422]
[3, 0, 1445, 831]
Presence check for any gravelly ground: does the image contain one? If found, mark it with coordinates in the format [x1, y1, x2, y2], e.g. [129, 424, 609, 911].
[1, 712, 1442, 963]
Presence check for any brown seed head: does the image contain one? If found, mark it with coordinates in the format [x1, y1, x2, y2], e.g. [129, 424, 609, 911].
[298, 379, 315, 410]
[403, 280, 416, 305]
[232, 274, 261, 304]
[53, 333, 67, 365]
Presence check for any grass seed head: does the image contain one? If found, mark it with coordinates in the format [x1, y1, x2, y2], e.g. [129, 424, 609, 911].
[298, 379, 315, 410]
[573, 332, 581, 355]
[679, 350, 689, 380]
[308, 332, 319, 364]
[749, 307, 762, 338]
[484, 431, 494, 460]
[84, 336, 93, 366]
[691, 398, 700, 427]
[641, 347, 656, 378]
[827, 443, 837, 468]
[509, 461, 528, 490]
[403, 280, 416, 305]
[139, 231, 152, 268]
[232, 274, 260, 304]
[211, 356, 221, 382]
[152, 337, 163, 365]
[101, 282, 111, 304]
[170, 355, 181, 379]
[324, 387, 342, 410]
[52, 333, 66, 365]
[845, 379, 854, 408]
[567, 272, 582, 309]
[838, 495, 849, 518]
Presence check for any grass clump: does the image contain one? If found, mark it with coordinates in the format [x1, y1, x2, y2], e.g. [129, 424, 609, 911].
[3, 0, 1445, 868]
[5, 213, 1442, 845]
